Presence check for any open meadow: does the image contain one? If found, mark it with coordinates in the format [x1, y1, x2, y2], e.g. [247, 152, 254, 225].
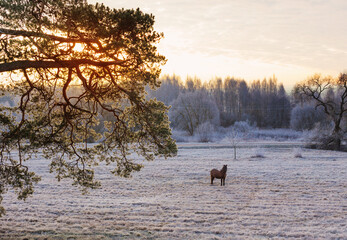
[1, 142, 347, 239]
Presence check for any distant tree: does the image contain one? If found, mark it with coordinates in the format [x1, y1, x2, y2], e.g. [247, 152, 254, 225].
[227, 121, 253, 159]
[147, 74, 182, 105]
[185, 76, 202, 92]
[290, 103, 327, 131]
[237, 80, 250, 120]
[295, 73, 347, 150]
[224, 77, 238, 122]
[273, 84, 291, 128]
[249, 80, 263, 126]
[196, 121, 215, 142]
[248, 77, 291, 128]
[208, 77, 224, 115]
[0, 0, 177, 216]
[170, 90, 220, 135]
[291, 84, 313, 106]
[0, 95, 15, 107]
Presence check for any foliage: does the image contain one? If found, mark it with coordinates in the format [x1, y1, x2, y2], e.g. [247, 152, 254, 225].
[0, 0, 177, 216]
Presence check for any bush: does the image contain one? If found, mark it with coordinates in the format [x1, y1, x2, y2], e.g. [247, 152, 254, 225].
[251, 148, 265, 158]
[233, 121, 255, 133]
[196, 122, 215, 142]
[304, 121, 346, 151]
[293, 148, 303, 158]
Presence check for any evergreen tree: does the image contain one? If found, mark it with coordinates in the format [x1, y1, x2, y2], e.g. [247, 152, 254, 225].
[0, 0, 177, 216]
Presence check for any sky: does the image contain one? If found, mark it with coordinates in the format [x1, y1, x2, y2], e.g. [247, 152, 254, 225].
[90, 0, 347, 89]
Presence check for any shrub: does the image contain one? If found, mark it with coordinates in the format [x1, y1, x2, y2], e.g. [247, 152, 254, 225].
[195, 122, 215, 142]
[233, 120, 255, 133]
[305, 122, 347, 151]
[251, 148, 265, 158]
[293, 148, 303, 158]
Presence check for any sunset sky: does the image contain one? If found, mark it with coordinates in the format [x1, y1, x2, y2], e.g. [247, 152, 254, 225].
[90, 0, 347, 89]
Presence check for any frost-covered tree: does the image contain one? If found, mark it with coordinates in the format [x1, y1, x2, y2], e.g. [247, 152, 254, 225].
[237, 80, 250, 120]
[226, 121, 254, 159]
[273, 84, 291, 128]
[248, 77, 291, 128]
[0, 0, 177, 216]
[290, 104, 327, 131]
[295, 73, 347, 150]
[249, 80, 262, 126]
[196, 121, 215, 142]
[170, 90, 220, 135]
[146, 74, 182, 105]
[208, 77, 224, 115]
[185, 76, 202, 92]
[224, 77, 238, 121]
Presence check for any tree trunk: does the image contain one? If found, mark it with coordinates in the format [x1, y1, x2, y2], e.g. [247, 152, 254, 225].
[331, 126, 342, 151]
[234, 145, 236, 159]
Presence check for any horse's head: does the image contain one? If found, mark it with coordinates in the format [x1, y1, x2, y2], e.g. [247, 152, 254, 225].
[223, 165, 227, 171]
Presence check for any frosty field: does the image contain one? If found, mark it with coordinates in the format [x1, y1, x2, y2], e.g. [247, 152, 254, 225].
[1, 142, 347, 239]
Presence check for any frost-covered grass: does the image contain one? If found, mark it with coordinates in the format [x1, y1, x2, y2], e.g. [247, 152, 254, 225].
[250, 128, 303, 141]
[251, 147, 266, 158]
[1, 142, 347, 239]
[173, 127, 303, 143]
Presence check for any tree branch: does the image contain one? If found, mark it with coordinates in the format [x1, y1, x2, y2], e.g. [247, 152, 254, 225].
[0, 28, 97, 43]
[0, 59, 125, 72]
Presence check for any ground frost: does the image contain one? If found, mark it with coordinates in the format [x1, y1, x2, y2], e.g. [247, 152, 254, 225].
[1, 142, 347, 239]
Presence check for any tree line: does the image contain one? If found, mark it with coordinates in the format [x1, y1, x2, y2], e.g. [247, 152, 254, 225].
[147, 73, 346, 151]
[147, 74, 291, 133]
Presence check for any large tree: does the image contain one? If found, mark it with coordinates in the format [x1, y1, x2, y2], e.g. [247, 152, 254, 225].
[0, 0, 177, 216]
[296, 73, 346, 151]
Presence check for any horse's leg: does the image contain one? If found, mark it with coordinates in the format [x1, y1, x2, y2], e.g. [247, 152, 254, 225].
[223, 178, 225, 186]
[221, 178, 223, 186]
[211, 176, 214, 184]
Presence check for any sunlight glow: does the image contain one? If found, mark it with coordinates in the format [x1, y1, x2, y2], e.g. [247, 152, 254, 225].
[73, 43, 85, 52]
[157, 34, 316, 90]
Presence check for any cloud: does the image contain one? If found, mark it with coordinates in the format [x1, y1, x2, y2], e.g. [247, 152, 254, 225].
[89, 0, 347, 84]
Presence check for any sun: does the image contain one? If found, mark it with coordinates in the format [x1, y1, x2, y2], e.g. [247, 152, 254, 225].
[73, 43, 85, 52]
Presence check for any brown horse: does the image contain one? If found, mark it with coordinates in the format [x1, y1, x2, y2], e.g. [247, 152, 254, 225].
[210, 165, 227, 186]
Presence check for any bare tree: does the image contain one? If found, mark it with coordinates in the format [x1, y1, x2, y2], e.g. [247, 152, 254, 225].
[170, 90, 220, 135]
[296, 73, 347, 150]
[227, 127, 241, 160]
[227, 121, 252, 159]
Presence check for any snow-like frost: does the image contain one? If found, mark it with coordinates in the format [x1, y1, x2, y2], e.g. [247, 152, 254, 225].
[1, 142, 347, 239]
